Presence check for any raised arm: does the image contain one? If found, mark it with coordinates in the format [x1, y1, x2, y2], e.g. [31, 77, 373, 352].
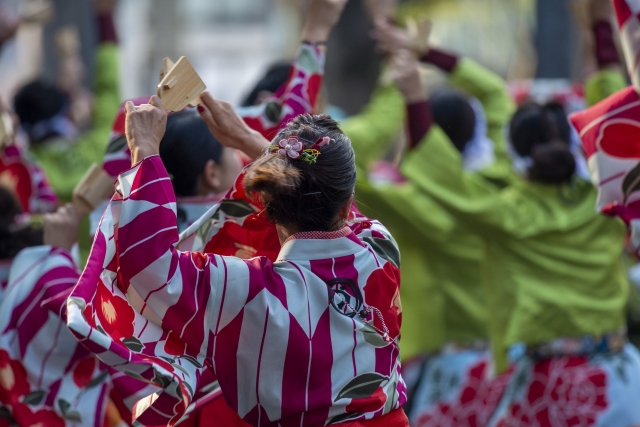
[236, 0, 347, 139]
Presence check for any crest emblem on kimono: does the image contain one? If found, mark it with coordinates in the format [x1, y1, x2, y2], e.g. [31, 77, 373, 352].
[326, 277, 364, 318]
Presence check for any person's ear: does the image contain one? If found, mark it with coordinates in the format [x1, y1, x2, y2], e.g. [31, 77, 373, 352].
[201, 159, 221, 194]
[339, 194, 355, 221]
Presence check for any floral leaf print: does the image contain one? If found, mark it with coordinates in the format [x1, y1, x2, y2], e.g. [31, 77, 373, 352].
[105, 135, 127, 154]
[122, 336, 145, 353]
[179, 355, 203, 368]
[328, 412, 363, 424]
[359, 324, 390, 348]
[64, 410, 83, 423]
[22, 390, 45, 406]
[219, 200, 256, 218]
[362, 237, 401, 268]
[384, 381, 398, 414]
[622, 162, 640, 203]
[335, 373, 389, 401]
[152, 371, 172, 389]
[57, 399, 70, 415]
[124, 371, 145, 382]
[86, 371, 109, 389]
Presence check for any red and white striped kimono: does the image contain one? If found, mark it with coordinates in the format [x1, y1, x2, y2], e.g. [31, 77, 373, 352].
[67, 155, 407, 426]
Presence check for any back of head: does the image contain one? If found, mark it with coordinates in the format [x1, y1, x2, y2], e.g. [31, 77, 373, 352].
[244, 114, 356, 232]
[429, 88, 476, 152]
[13, 80, 67, 141]
[241, 62, 292, 107]
[509, 101, 575, 184]
[159, 110, 224, 197]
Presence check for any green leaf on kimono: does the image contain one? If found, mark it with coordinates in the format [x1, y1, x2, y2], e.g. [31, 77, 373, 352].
[383, 381, 398, 414]
[96, 325, 107, 336]
[183, 382, 194, 397]
[171, 363, 190, 377]
[219, 200, 256, 218]
[124, 371, 146, 382]
[334, 373, 389, 401]
[265, 102, 283, 123]
[179, 355, 203, 368]
[362, 237, 400, 268]
[58, 399, 71, 414]
[152, 371, 172, 388]
[122, 336, 145, 352]
[622, 162, 640, 203]
[86, 371, 109, 389]
[160, 356, 176, 364]
[297, 47, 322, 74]
[64, 410, 83, 423]
[23, 390, 45, 406]
[106, 135, 127, 154]
[359, 324, 390, 348]
[328, 412, 363, 424]
[0, 406, 12, 419]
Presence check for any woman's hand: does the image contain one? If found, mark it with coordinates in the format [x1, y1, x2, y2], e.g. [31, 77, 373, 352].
[43, 204, 81, 251]
[198, 91, 269, 160]
[125, 95, 167, 165]
[301, 0, 349, 44]
[390, 49, 425, 104]
[372, 17, 431, 57]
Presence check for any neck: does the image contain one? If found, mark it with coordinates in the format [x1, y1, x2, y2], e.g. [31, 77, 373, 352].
[276, 224, 296, 246]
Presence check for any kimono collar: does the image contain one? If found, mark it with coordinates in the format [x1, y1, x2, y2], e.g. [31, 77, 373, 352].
[277, 226, 362, 262]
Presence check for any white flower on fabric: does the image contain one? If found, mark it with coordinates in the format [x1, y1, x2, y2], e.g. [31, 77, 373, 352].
[278, 137, 304, 159]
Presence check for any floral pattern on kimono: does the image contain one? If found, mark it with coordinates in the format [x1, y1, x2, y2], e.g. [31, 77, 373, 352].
[67, 155, 406, 426]
[487, 345, 640, 427]
[0, 145, 57, 214]
[0, 246, 110, 426]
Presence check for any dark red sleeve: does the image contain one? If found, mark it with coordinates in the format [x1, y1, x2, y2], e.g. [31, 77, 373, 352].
[97, 13, 117, 44]
[406, 100, 433, 149]
[420, 47, 459, 73]
[593, 20, 620, 68]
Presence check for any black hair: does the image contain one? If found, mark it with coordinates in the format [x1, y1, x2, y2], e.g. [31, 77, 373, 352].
[241, 63, 292, 107]
[0, 187, 43, 259]
[510, 101, 576, 184]
[429, 88, 476, 152]
[244, 114, 356, 232]
[159, 110, 224, 197]
[13, 80, 68, 143]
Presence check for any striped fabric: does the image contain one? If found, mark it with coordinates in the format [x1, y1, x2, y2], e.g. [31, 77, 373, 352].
[0, 247, 111, 426]
[613, 0, 640, 93]
[67, 155, 406, 426]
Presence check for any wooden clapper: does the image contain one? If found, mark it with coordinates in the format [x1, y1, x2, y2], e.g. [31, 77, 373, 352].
[72, 163, 114, 216]
[19, 0, 54, 24]
[0, 113, 14, 150]
[158, 57, 206, 111]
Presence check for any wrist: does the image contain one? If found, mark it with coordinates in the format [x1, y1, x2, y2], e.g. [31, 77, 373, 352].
[301, 25, 330, 44]
[399, 80, 425, 104]
[130, 144, 159, 165]
[243, 130, 270, 160]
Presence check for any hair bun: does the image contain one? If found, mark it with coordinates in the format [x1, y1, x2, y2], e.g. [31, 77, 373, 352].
[529, 141, 575, 184]
[244, 154, 301, 199]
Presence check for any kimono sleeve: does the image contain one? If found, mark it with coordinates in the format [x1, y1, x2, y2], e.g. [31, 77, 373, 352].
[236, 43, 324, 139]
[114, 155, 252, 357]
[342, 85, 406, 171]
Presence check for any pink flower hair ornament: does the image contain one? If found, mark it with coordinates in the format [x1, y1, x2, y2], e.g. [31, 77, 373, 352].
[268, 135, 333, 165]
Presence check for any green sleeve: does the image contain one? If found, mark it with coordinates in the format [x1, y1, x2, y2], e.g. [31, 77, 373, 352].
[449, 58, 515, 166]
[84, 43, 121, 159]
[30, 43, 120, 201]
[584, 69, 627, 107]
[341, 85, 406, 172]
